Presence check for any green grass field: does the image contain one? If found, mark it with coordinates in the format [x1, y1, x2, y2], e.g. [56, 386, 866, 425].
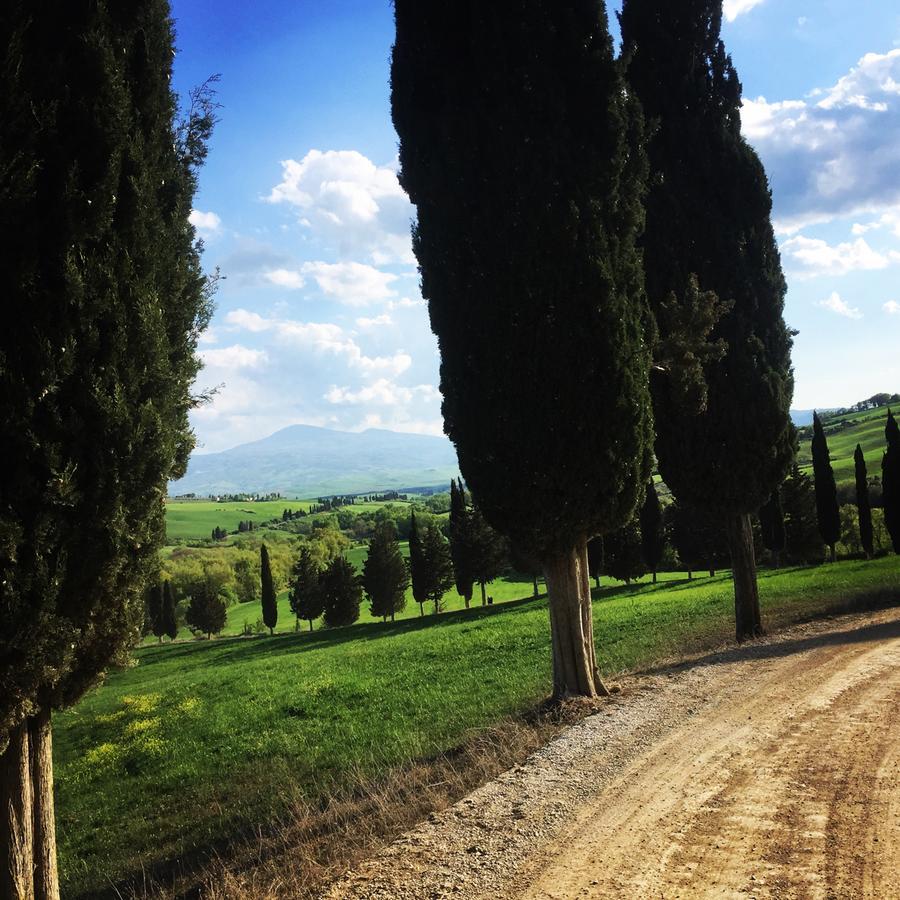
[55, 555, 900, 897]
[797, 405, 891, 485]
[165, 499, 314, 541]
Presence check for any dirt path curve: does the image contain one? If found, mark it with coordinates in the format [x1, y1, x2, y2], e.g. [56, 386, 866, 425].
[324, 607, 900, 900]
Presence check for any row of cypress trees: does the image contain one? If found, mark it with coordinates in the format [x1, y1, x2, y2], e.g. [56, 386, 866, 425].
[392, 0, 794, 696]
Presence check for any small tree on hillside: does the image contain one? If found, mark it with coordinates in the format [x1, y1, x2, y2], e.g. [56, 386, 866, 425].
[162, 582, 179, 641]
[781, 464, 825, 564]
[186, 583, 227, 640]
[604, 520, 647, 584]
[233, 557, 258, 604]
[811, 412, 840, 562]
[759, 490, 787, 568]
[639, 481, 665, 583]
[469, 506, 507, 606]
[362, 521, 410, 621]
[260, 544, 277, 635]
[147, 584, 165, 642]
[419, 522, 455, 614]
[408, 511, 428, 616]
[288, 546, 324, 631]
[855, 444, 874, 559]
[883, 410, 900, 553]
[321, 557, 362, 628]
[448, 479, 476, 607]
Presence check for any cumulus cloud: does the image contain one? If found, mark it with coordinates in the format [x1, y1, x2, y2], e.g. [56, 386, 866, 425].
[356, 314, 393, 329]
[267, 149, 415, 264]
[264, 268, 305, 290]
[742, 50, 900, 233]
[817, 292, 863, 319]
[301, 260, 397, 305]
[387, 296, 426, 310]
[884, 300, 900, 315]
[199, 345, 269, 369]
[189, 209, 221, 232]
[781, 235, 897, 277]
[723, 0, 766, 23]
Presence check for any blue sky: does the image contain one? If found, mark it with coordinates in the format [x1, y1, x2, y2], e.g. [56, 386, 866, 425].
[170, 0, 900, 453]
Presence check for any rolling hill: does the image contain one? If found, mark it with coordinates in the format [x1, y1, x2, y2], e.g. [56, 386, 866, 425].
[169, 424, 460, 497]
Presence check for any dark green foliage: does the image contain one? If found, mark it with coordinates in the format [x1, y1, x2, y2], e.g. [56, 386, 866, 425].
[320, 557, 362, 629]
[587, 537, 604, 588]
[418, 523, 456, 614]
[185, 583, 227, 639]
[667, 502, 724, 575]
[407, 511, 427, 613]
[884, 410, 900, 553]
[391, 0, 653, 562]
[0, 1, 215, 748]
[811, 412, 841, 558]
[619, 0, 794, 518]
[639, 481, 665, 581]
[162, 582, 178, 641]
[147, 585, 165, 641]
[604, 520, 647, 584]
[759, 490, 787, 563]
[855, 444, 874, 559]
[361, 521, 410, 621]
[508, 542, 542, 598]
[469, 506, 508, 605]
[448, 479, 475, 605]
[233, 558, 258, 605]
[260, 544, 277, 634]
[288, 547, 324, 631]
[781, 465, 825, 564]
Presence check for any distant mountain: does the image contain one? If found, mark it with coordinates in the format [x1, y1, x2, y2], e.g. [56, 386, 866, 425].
[790, 409, 820, 427]
[169, 425, 460, 498]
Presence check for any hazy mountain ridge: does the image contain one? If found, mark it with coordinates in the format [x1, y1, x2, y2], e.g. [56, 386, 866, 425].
[170, 424, 460, 497]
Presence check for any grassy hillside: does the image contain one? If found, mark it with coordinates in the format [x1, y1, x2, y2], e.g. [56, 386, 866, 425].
[55, 556, 900, 897]
[796, 405, 892, 485]
[165, 499, 314, 541]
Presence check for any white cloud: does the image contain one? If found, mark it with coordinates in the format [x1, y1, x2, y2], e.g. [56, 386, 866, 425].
[356, 314, 393, 329]
[199, 345, 268, 369]
[387, 296, 426, 310]
[189, 209, 221, 232]
[325, 378, 412, 406]
[264, 268, 305, 290]
[267, 149, 415, 264]
[781, 235, 896, 277]
[816, 292, 863, 319]
[723, 0, 766, 22]
[884, 300, 900, 315]
[301, 260, 397, 306]
[743, 50, 900, 233]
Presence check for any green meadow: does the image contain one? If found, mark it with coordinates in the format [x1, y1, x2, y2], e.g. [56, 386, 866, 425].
[55, 555, 900, 897]
[164, 499, 313, 541]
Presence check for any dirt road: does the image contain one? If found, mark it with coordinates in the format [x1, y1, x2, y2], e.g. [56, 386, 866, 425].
[326, 607, 900, 900]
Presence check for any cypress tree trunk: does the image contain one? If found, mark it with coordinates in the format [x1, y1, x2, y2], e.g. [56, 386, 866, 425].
[542, 540, 608, 699]
[308, 619, 313, 632]
[30, 710, 58, 900]
[687, 570, 693, 581]
[652, 570, 657, 584]
[829, 543, 836, 563]
[480, 582, 487, 607]
[533, 577, 539, 598]
[726, 514, 762, 641]
[0, 719, 34, 900]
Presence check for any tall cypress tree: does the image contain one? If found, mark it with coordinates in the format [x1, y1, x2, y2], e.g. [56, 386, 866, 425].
[620, 0, 794, 640]
[162, 581, 179, 641]
[361, 521, 410, 621]
[884, 410, 900, 553]
[781, 464, 825, 564]
[288, 546, 324, 631]
[604, 519, 647, 584]
[469, 506, 508, 606]
[392, 0, 653, 696]
[420, 522, 455, 614]
[854, 444, 874, 560]
[448, 479, 475, 607]
[0, 3, 215, 892]
[639, 481, 665, 583]
[321, 557, 362, 629]
[260, 544, 277, 635]
[811, 412, 840, 562]
[407, 511, 428, 616]
[148, 584, 165, 642]
[587, 538, 604, 590]
[759, 490, 787, 568]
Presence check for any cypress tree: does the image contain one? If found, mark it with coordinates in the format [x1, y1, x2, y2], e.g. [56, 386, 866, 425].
[781, 464, 825, 564]
[288, 546, 324, 631]
[854, 444, 874, 560]
[509, 543, 543, 598]
[408, 511, 428, 616]
[448, 479, 475, 607]
[361, 521, 410, 621]
[420, 522, 456, 614]
[162, 581, 178, 642]
[620, 0, 794, 640]
[0, 3, 215, 891]
[811, 412, 840, 562]
[186, 583, 228, 640]
[392, 0, 653, 697]
[604, 520, 647, 585]
[321, 557, 362, 629]
[148, 584, 165, 642]
[260, 544, 277, 635]
[639, 481, 665, 583]
[587, 538, 604, 590]
[469, 506, 508, 606]
[759, 490, 787, 568]
[884, 410, 900, 553]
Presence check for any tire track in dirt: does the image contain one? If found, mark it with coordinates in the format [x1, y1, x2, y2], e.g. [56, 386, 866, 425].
[324, 608, 900, 900]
